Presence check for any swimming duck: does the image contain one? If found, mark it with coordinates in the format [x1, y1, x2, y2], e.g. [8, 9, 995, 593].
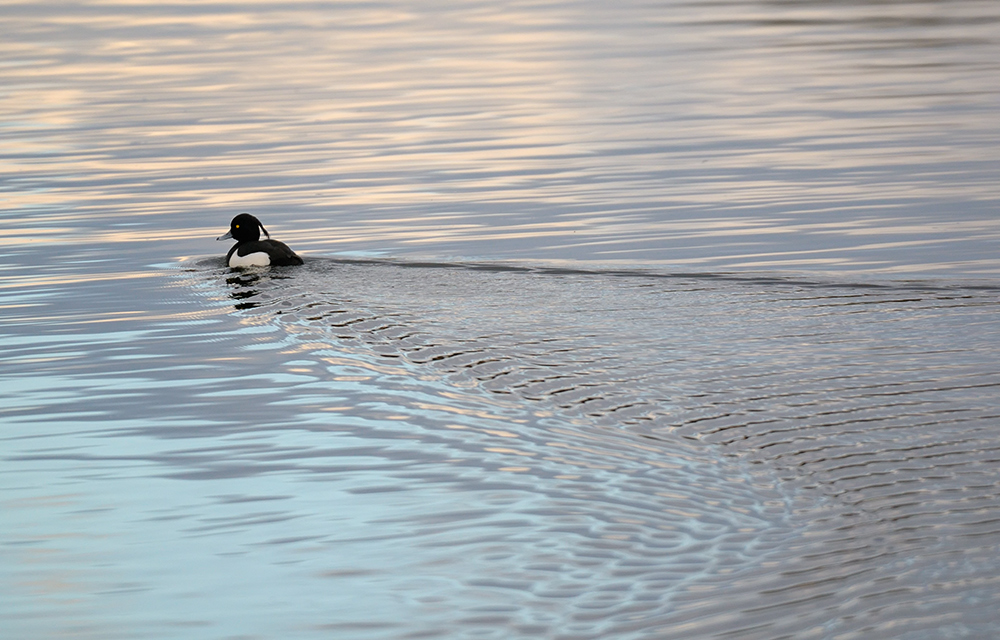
[217, 213, 304, 268]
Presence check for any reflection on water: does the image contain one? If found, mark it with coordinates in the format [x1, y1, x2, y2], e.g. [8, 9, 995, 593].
[2, 0, 999, 273]
[3, 0, 1000, 638]
[4, 256, 1000, 638]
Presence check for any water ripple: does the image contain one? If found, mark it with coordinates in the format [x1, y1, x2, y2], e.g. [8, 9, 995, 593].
[135, 257, 1000, 637]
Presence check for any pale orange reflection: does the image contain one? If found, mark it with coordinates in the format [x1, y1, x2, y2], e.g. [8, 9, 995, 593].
[1, 0, 997, 273]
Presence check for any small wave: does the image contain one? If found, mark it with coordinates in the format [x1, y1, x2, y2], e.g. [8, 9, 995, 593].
[171, 254, 1000, 637]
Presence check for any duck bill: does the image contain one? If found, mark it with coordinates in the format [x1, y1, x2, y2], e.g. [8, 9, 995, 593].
[216, 230, 233, 241]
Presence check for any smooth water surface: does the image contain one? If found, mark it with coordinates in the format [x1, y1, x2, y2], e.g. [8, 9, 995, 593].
[3, 1, 1000, 638]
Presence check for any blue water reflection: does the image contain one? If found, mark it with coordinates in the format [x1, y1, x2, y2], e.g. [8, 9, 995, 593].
[3, 265, 781, 639]
[8, 253, 999, 637]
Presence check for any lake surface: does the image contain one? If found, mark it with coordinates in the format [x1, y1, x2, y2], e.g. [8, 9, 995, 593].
[2, 1, 1000, 638]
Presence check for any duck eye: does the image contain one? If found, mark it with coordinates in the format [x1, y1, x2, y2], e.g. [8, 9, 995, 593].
[235, 224, 240, 228]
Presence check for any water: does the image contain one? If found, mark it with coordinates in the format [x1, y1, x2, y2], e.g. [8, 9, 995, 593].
[2, 1, 1000, 638]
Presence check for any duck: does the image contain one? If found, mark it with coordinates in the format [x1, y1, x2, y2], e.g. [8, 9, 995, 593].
[217, 213, 304, 268]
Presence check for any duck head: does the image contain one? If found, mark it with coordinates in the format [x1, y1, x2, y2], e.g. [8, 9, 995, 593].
[217, 213, 270, 243]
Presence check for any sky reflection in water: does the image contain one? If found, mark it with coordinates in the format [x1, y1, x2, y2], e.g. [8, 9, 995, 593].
[1, 0, 998, 273]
